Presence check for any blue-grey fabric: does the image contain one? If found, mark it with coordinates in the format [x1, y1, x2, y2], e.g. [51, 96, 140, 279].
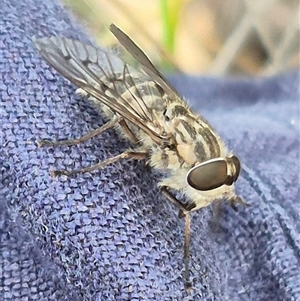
[1, 0, 299, 300]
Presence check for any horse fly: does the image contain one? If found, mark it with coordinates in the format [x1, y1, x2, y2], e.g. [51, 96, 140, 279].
[33, 24, 246, 289]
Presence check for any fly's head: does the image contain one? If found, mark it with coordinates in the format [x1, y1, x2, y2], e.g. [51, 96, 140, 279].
[187, 155, 240, 192]
[185, 155, 247, 210]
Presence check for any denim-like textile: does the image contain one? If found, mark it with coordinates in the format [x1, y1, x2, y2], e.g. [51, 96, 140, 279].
[1, 0, 299, 300]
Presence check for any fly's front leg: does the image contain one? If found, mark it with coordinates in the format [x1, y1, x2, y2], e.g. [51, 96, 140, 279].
[161, 186, 187, 214]
[160, 186, 193, 290]
[51, 151, 147, 177]
[229, 195, 250, 211]
[38, 116, 121, 147]
[183, 213, 192, 291]
[161, 187, 196, 217]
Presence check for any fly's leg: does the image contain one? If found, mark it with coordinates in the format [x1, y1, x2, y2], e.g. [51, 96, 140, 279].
[37, 113, 144, 177]
[161, 187, 193, 290]
[51, 151, 147, 177]
[161, 187, 196, 217]
[184, 213, 192, 291]
[229, 195, 250, 211]
[161, 187, 189, 215]
[118, 119, 139, 144]
[76, 87, 138, 144]
[38, 116, 121, 147]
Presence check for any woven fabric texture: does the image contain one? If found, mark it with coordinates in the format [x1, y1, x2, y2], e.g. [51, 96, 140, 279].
[1, 0, 299, 300]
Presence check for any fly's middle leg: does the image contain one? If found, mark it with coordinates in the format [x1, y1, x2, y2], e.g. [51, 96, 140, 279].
[51, 151, 147, 177]
[37, 116, 121, 147]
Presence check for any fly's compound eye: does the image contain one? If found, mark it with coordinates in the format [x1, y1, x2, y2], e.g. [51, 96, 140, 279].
[186, 155, 241, 191]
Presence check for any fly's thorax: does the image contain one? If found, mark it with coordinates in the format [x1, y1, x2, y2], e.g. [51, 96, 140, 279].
[161, 99, 228, 165]
[149, 144, 184, 170]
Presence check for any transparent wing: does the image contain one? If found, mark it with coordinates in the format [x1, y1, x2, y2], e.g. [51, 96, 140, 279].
[32, 36, 171, 145]
[110, 24, 179, 98]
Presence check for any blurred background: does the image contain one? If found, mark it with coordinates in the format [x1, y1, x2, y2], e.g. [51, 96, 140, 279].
[63, 0, 299, 76]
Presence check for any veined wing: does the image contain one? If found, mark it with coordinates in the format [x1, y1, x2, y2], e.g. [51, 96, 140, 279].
[109, 24, 180, 99]
[32, 35, 172, 145]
